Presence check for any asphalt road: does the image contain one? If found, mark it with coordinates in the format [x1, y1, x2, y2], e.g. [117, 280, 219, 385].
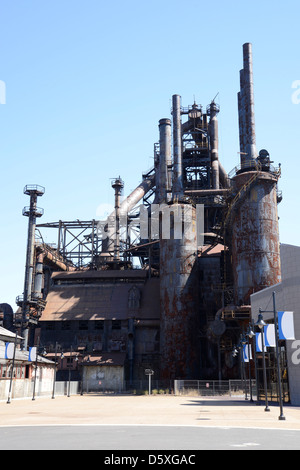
[1, 424, 300, 451]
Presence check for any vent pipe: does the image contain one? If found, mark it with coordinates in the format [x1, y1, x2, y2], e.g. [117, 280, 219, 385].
[172, 94, 184, 200]
[208, 101, 220, 189]
[112, 177, 124, 261]
[158, 118, 172, 203]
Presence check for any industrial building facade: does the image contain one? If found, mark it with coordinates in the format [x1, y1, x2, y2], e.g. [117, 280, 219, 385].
[15, 43, 283, 389]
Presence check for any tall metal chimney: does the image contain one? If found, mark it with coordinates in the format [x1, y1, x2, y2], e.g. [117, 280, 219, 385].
[238, 42, 257, 167]
[158, 118, 172, 203]
[208, 101, 220, 189]
[20, 185, 45, 350]
[172, 94, 184, 200]
[238, 70, 246, 157]
[111, 177, 124, 262]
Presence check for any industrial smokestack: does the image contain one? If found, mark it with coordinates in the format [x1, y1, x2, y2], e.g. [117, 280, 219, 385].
[111, 177, 124, 261]
[238, 70, 246, 157]
[158, 118, 172, 203]
[238, 42, 257, 167]
[172, 94, 184, 200]
[208, 101, 220, 189]
[21, 185, 45, 350]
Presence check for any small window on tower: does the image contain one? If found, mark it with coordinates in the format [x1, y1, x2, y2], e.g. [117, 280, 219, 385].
[95, 320, 104, 330]
[112, 320, 121, 330]
[62, 321, 71, 330]
[79, 320, 89, 330]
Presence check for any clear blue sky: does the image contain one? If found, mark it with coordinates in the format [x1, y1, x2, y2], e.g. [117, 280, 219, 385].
[0, 0, 299, 310]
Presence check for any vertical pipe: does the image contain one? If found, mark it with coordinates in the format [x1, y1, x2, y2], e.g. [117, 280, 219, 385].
[242, 42, 257, 163]
[6, 330, 18, 404]
[57, 220, 62, 253]
[128, 318, 135, 386]
[238, 69, 247, 163]
[32, 336, 40, 400]
[238, 78, 246, 170]
[91, 219, 95, 265]
[172, 94, 184, 200]
[158, 118, 172, 203]
[261, 323, 270, 412]
[52, 341, 58, 399]
[209, 102, 220, 189]
[22, 193, 38, 350]
[273, 292, 286, 420]
[33, 252, 44, 300]
[112, 177, 124, 261]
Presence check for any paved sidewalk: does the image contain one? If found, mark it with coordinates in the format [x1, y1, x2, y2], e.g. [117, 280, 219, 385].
[1, 394, 300, 430]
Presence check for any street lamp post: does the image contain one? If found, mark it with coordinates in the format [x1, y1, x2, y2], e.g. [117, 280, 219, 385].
[6, 330, 18, 404]
[67, 346, 73, 398]
[32, 337, 40, 401]
[250, 320, 260, 405]
[241, 334, 248, 400]
[272, 292, 286, 421]
[259, 293, 286, 420]
[52, 342, 58, 399]
[255, 312, 270, 412]
[246, 324, 255, 403]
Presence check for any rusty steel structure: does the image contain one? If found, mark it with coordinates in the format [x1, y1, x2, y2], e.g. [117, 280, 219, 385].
[230, 42, 281, 306]
[18, 43, 282, 383]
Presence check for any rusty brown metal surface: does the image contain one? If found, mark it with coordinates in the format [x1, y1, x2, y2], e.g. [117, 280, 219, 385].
[82, 352, 126, 366]
[159, 204, 199, 380]
[40, 272, 160, 321]
[231, 171, 281, 305]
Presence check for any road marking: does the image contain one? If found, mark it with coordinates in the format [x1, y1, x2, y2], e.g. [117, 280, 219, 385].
[231, 442, 261, 448]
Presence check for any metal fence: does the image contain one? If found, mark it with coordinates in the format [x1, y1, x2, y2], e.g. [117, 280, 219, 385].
[174, 380, 257, 398]
[124, 380, 173, 394]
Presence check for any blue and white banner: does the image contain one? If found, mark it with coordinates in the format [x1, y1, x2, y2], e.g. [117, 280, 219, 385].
[5, 342, 15, 359]
[243, 344, 252, 362]
[255, 332, 266, 353]
[278, 311, 295, 340]
[264, 324, 276, 347]
[28, 347, 37, 362]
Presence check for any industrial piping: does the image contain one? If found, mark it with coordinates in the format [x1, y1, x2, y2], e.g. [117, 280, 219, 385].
[158, 118, 172, 203]
[208, 101, 220, 189]
[172, 95, 184, 200]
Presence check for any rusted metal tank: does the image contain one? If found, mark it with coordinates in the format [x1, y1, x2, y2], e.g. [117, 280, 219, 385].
[231, 170, 281, 305]
[159, 203, 199, 379]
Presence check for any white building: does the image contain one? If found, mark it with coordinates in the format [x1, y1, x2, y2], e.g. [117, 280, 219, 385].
[251, 244, 300, 406]
[0, 326, 55, 401]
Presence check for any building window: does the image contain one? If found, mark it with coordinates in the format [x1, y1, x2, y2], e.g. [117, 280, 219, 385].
[95, 320, 104, 330]
[112, 320, 121, 330]
[62, 321, 71, 330]
[1, 365, 7, 378]
[79, 320, 89, 330]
